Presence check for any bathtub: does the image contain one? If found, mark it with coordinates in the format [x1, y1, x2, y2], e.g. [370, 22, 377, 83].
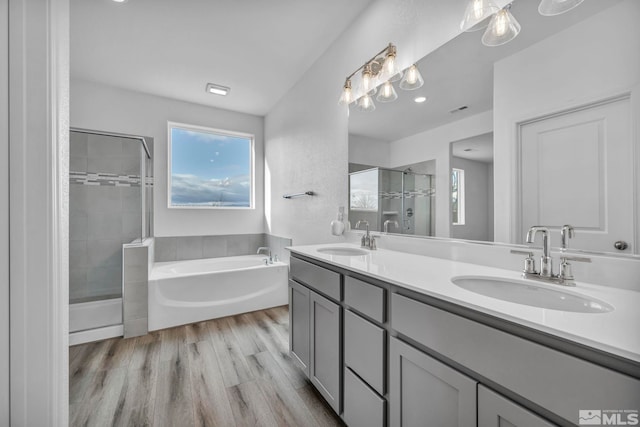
[148, 254, 288, 331]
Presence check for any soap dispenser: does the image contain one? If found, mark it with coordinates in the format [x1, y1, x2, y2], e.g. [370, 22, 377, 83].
[330, 207, 346, 236]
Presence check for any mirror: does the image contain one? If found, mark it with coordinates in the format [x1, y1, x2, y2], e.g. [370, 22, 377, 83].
[348, 0, 639, 255]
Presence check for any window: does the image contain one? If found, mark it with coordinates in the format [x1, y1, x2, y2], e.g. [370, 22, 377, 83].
[168, 122, 254, 208]
[451, 168, 465, 225]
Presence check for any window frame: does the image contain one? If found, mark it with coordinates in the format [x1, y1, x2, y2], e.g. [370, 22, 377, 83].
[451, 168, 466, 225]
[167, 121, 255, 210]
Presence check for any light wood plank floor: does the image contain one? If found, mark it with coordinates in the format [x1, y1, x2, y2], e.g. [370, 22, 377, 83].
[69, 305, 344, 427]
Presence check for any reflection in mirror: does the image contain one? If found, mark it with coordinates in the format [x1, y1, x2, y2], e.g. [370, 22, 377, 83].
[348, 0, 639, 256]
[349, 167, 435, 236]
[450, 133, 494, 242]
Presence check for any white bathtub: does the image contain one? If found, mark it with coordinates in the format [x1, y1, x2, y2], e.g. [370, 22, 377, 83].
[148, 254, 288, 331]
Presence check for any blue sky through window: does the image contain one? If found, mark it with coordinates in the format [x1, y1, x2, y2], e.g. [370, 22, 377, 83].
[170, 126, 252, 207]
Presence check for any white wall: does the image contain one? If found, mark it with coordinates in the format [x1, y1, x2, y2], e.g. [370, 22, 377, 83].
[349, 133, 391, 168]
[71, 79, 265, 237]
[451, 157, 493, 242]
[0, 0, 9, 423]
[264, 0, 511, 246]
[389, 110, 493, 237]
[493, 0, 640, 243]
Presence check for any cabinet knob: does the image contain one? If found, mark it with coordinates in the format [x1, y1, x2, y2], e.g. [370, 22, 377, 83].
[614, 241, 628, 251]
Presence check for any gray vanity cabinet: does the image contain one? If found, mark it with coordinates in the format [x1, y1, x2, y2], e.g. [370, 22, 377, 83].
[288, 280, 310, 375]
[390, 337, 477, 427]
[309, 290, 341, 413]
[478, 386, 555, 427]
[289, 257, 342, 414]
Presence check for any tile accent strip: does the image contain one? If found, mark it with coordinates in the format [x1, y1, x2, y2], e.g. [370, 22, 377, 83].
[70, 171, 154, 187]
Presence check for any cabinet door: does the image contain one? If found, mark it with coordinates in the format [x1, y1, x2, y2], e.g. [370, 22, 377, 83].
[310, 291, 341, 414]
[390, 337, 476, 427]
[478, 385, 555, 427]
[289, 280, 310, 376]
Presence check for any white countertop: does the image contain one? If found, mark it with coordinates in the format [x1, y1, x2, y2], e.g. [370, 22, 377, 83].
[288, 243, 640, 363]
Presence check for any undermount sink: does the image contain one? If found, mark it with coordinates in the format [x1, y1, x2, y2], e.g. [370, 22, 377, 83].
[316, 247, 369, 256]
[451, 276, 614, 313]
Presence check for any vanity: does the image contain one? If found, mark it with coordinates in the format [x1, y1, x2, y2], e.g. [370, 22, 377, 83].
[287, 243, 640, 427]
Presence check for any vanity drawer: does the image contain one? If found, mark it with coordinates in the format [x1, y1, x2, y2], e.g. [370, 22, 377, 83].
[391, 292, 640, 425]
[344, 309, 385, 395]
[344, 276, 385, 323]
[290, 257, 341, 301]
[343, 367, 385, 427]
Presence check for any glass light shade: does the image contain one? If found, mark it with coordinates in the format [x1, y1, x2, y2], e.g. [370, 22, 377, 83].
[376, 81, 398, 103]
[360, 65, 376, 94]
[460, 0, 500, 32]
[399, 65, 424, 91]
[378, 54, 403, 83]
[357, 94, 376, 112]
[538, 0, 584, 16]
[481, 6, 521, 47]
[338, 81, 353, 106]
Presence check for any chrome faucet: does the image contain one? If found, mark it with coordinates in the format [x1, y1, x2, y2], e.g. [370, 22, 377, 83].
[355, 220, 376, 250]
[513, 225, 590, 286]
[526, 226, 552, 277]
[257, 246, 272, 263]
[383, 219, 399, 234]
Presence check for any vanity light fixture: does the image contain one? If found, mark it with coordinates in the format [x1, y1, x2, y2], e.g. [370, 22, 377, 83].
[414, 96, 427, 103]
[205, 83, 231, 96]
[339, 43, 428, 112]
[399, 64, 424, 91]
[481, 4, 521, 47]
[460, 0, 500, 32]
[538, 0, 585, 16]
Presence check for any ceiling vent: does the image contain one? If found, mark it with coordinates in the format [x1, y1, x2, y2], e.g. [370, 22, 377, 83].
[450, 105, 469, 114]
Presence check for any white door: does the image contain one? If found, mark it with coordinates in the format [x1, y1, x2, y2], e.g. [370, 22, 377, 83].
[519, 96, 635, 253]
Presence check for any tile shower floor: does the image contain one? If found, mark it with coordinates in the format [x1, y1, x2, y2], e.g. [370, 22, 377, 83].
[69, 305, 343, 427]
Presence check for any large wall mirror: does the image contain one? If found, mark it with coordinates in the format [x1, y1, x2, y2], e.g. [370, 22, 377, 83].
[348, 0, 639, 256]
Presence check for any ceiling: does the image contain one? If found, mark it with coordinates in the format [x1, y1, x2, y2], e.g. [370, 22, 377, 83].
[451, 133, 493, 163]
[348, 0, 622, 142]
[70, 0, 372, 116]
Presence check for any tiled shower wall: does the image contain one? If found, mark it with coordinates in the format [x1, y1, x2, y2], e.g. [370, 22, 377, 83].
[154, 233, 293, 264]
[69, 131, 144, 303]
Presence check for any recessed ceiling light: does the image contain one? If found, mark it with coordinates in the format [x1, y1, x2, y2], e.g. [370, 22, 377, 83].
[206, 83, 231, 96]
[112, 0, 128, 3]
[414, 96, 427, 103]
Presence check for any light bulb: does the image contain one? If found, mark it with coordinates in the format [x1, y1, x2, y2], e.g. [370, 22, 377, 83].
[460, 0, 500, 32]
[378, 45, 403, 83]
[376, 81, 398, 103]
[357, 94, 376, 112]
[399, 64, 424, 91]
[338, 80, 353, 106]
[362, 64, 374, 93]
[482, 5, 520, 47]
[493, 9, 508, 36]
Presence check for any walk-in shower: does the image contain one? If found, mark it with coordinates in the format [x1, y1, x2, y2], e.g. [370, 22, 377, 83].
[349, 167, 435, 236]
[69, 129, 153, 344]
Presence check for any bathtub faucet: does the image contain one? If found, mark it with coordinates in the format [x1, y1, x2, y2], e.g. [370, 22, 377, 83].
[257, 247, 272, 264]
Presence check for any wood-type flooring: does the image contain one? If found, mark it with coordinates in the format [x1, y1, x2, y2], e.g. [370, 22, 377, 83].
[69, 305, 343, 427]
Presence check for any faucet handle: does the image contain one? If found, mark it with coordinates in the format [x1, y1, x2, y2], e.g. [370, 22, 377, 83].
[510, 250, 536, 274]
[560, 255, 591, 263]
[510, 250, 533, 256]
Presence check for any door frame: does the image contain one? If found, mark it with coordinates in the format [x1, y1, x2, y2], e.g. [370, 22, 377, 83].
[512, 90, 638, 253]
[8, 0, 70, 425]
